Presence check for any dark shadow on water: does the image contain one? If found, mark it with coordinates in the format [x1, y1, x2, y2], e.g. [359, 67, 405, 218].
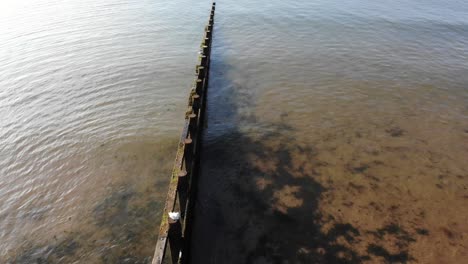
[190, 125, 374, 263]
[189, 26, 420, 264]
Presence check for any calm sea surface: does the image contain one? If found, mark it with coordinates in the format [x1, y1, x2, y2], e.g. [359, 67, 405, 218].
[1, 0, 467, 263]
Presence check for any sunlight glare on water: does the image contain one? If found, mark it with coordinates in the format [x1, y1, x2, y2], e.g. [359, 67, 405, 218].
[1, 0, 209, 262]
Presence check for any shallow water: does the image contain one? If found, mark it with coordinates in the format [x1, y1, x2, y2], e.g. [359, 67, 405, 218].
[1, 0, 468, 263]
[0, 0, 209, 262]
[190, 0, 468, 263]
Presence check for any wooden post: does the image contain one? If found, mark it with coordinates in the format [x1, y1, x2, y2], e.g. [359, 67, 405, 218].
[198, 65, 206, 80]
[168, 213, 183, 263]
[195, 79, 203, 97]
[191, 93, 200, 113]
[177, 168, 188, 218]
[152, 3, 215, 263]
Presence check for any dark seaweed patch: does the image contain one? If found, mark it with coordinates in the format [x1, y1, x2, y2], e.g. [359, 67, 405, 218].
[12, 186, 162, 263]
[347, 182, 366, 192]
[10, 237, 81, 264]
[374, 223, 415, 242]
[327, 223, 360, 243]
[386, 127, 405, 137]
[367, 244, 411, 263]
[415, 228, 429, 236]
[441, 227, 456, 240]
[369, 202, 381, 212]
[93, 188, 136, 227]
[365, 174, 380, 182]
[362, 223, 418, 263]
[350, 164, 369, 174]
[92, 188, 162, 263]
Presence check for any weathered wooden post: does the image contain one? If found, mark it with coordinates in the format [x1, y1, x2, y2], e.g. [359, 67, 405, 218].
[152, 2, 215, 263]
[168, 212, 183, 263]
[177, 168, 188, 218]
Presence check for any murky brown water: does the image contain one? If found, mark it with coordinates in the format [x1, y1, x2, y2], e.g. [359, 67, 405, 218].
[5, 139, 176, 263]
[1, 0, 468, 263]
[190, 1, 468, 263]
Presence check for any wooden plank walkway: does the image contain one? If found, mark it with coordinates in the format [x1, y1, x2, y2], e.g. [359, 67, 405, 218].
[151, 3, 215, 264]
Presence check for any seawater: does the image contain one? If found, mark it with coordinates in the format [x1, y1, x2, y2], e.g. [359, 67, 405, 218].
[1, 0, 467, 263]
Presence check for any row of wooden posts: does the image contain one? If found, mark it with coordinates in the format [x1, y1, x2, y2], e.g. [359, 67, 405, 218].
[151, 3, 215, 264]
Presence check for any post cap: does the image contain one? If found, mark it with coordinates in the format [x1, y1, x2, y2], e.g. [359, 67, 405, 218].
[178, 170, 188, 177]
[168, 212, 181, 221]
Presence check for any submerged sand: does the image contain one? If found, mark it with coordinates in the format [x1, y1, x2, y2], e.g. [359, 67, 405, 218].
[190, 68, 468, 264]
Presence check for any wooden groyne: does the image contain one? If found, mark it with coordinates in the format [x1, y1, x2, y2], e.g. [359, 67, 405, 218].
[151, 3, 215, 264]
